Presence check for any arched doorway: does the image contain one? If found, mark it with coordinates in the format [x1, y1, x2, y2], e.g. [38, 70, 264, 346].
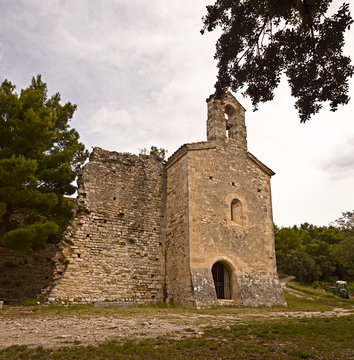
[212, 262, 231, 299]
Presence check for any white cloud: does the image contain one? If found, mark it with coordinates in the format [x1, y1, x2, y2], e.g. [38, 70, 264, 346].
[0, 0, 353, 226]
[317, 136, 354, 178]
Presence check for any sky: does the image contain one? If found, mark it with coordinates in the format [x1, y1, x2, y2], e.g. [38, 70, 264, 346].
[0, 0, 353, 227]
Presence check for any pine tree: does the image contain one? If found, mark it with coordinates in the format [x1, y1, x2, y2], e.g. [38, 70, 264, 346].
[0, 76, 88, 252]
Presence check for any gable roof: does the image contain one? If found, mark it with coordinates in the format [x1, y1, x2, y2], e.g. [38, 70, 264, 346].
[247, 152, 275, 176]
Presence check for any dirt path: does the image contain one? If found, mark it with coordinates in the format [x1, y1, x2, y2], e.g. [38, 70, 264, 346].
[280, 275, 296, 287]
[0, 307, 352, 349]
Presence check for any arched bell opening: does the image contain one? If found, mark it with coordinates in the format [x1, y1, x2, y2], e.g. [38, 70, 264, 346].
[212, 261, 231, 299]
[224, 104, 236, 139]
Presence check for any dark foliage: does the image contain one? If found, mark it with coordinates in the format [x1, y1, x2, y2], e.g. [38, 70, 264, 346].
[0, 76, 88, 252]
[202, 0, 353, 122]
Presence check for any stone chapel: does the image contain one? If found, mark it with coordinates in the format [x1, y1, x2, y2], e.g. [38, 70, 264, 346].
[47, 92, 286, 307]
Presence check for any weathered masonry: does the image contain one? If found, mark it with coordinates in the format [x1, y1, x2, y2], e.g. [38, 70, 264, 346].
[48, 93, 286, 307]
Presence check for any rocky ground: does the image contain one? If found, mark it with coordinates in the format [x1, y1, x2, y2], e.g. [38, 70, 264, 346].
[1, 279, 353, 349]
[0, 305, 352, 349]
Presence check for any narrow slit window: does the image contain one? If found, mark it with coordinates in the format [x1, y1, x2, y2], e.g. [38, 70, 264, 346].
[231, 199, 243, 225]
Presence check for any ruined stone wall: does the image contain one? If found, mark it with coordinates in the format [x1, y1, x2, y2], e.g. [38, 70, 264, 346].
[48, 148, 166, 304]
[187, 139, 286, 306]
[165, 148, 195, 307]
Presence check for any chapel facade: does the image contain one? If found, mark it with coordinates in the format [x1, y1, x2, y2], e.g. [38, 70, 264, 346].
[47, 93, 286, 307]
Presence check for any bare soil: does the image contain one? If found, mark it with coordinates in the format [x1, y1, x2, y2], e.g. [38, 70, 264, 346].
[0, 306, 352, 349]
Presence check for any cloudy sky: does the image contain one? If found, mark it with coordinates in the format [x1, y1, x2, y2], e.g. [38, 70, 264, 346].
[1, 0, 353, 227]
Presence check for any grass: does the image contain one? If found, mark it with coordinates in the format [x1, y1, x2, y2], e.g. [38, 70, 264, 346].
[0, 283, 352, 319]
[285, 281, 353, 311]
[0, 302, 197, 320]
[0, 317, 353, 359]
[0, 283, 353, 359]
[287, 282, 336, 297]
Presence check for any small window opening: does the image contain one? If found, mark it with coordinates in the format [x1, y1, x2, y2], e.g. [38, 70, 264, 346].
[257, 188, 261, 193]
[113, 197, 116, 200]
[212, 262, 231, 299]
[104, 219, 107, 223]
[231, 182, 235, 187]
[231, 199, 243, 225]
[86, 234, 90, 238]
[77, 254, 81, 258]
[209, 176, 213, 181]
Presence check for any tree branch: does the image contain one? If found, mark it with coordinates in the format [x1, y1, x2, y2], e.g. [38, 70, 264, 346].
[302, 0, 315, 39]
[237, 16, 269, 65]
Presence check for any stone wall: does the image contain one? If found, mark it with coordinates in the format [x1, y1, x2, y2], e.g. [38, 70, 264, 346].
[48, 148, 166, 304]
[187, 140, 285, 306]
[165, 148, 195, 306]
[162, 93, 285, 307]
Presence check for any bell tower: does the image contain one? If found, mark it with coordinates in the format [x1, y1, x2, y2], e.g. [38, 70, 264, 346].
[206, 92, 247, 151]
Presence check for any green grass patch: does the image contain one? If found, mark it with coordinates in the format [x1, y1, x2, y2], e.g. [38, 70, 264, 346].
[285, 282, 353, 310]
[0, 316, 353, 359]
[284, 291, 333, 312]
[287, 282, 334, 297]
[22, 299, 38, 306]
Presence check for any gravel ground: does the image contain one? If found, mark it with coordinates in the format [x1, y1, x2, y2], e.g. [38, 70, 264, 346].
[0, 307, 352, 348]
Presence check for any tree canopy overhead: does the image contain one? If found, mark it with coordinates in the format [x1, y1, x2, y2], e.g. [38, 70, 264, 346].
[202, 0, 354, 122]
[0, 76, 88, 252]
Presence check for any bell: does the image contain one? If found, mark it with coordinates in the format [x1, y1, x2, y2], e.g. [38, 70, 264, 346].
[226, 119, 232, 130]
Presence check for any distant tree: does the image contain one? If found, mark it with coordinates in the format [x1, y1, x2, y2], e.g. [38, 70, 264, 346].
[275, 226, 302, 264]
[334, 210, 354, 236]
[275, 218, 353, 282]
[315, 255, 336, 280]
[332, 210, 354, 267]
[201, 0, 353, 122]
[305, 240, 331, 257]
[140, 146, 168, 161]
[149, 146, 168, 161]
[283, 250, 321, 282]
[315, 227, 345, 245]
[0, 76, 88, 252]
